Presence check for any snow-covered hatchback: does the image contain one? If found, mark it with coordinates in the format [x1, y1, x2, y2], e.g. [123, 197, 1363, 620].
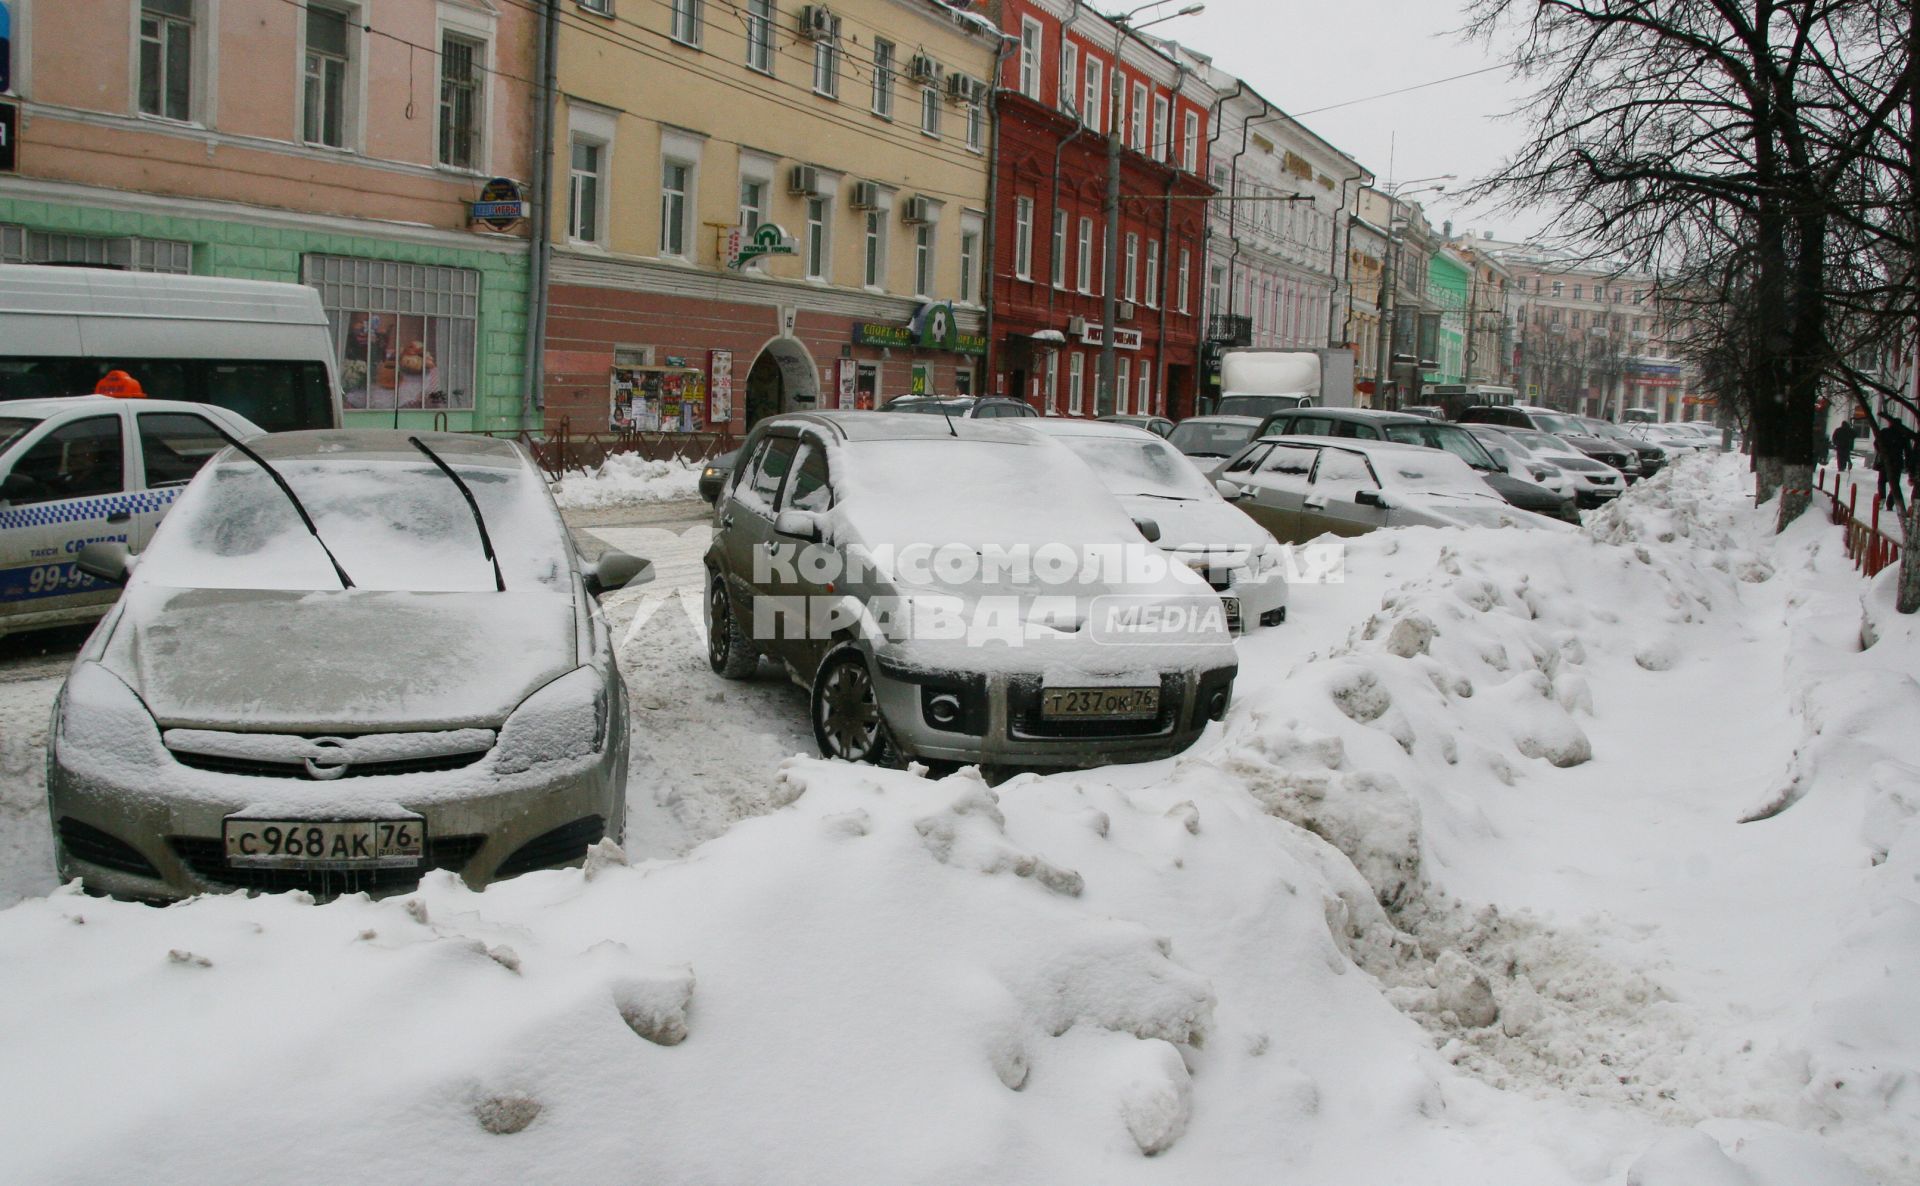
[705, 412, 1240, 770]
[46, 430, 648, 902]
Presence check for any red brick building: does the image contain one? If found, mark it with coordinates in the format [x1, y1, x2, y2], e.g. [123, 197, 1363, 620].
[988, 0, 1215, 418]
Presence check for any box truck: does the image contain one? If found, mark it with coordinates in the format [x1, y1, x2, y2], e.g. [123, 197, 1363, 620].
[1211, 347, 1355, 420]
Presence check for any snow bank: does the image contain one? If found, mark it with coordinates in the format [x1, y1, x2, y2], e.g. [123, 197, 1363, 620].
[548, 453, 705, 510]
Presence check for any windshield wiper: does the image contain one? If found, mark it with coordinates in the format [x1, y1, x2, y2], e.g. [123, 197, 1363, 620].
[206, 425, 355, 590]
[409, 436, 506, 592]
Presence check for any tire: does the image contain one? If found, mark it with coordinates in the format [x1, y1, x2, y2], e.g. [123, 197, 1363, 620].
[811, 649, 899, 766]
[706, 573, 760, 679]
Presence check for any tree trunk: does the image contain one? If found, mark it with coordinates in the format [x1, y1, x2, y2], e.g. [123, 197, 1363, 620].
[1899, 498, 1920, 614]
[1756, 454, 1783, 503]
[1777, 463, 1813, 529]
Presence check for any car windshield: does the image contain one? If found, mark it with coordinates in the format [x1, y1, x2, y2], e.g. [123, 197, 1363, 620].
[0, 416, 38, 455]
[1531, 412, 1590, 435]
[1216, 395, 1305, 419]
[1379, 422, 1499, 470]
[1169, 420, 1256, 457]
[1471, 428, 1533, 459]
[1056, 435, 1218, 500]
[137, 453, 569, 593]
[1377, 449, 1498, 498]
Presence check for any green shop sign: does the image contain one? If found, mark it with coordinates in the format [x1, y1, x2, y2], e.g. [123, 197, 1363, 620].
[727, 223, 797, 270]
[852, 301, 986, 355]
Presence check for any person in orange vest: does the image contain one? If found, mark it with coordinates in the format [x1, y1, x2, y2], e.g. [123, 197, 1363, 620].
[93, 370, 148, 399]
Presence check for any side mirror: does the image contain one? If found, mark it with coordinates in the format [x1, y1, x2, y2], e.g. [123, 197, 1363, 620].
[1132, 517, 1161, 543]
[76, 540, 135, 586]
[1214, 479, 1249, 502]
[774, 509, 823, 541]
[1354, 489, 1388, 509]
[584, 549, 652, 598]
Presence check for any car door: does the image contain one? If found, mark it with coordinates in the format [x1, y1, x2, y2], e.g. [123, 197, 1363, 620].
[129, 409, 236, 552]
[768, 438, 838, 678]
[1301, 447, 1388, 538]
[1230, 442, 1320, 543]
[0, 412, 134, 623]
[722, 431, 803, 650]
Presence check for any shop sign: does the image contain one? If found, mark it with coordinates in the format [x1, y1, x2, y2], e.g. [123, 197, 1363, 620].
[612, 365, 706, 433]
[709, 350, 734, 425]
[851, 301, 987, 355]
[469, 178, 526, 230]
[728, 223, 798, 270]
[909, 363, 931, 395]
[0, 2, 11, 94]
[1076, 323, 1143, 351]
[0, 102, 15, 174]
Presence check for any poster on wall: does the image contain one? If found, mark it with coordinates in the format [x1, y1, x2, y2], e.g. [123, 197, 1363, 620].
[611, 366, 706, 432]
[708, 350, 734, 427]
[836, 359, 857, 410]
[338, 311, 471, 410]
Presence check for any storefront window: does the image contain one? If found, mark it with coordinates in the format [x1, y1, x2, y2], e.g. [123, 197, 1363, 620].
[303, 255, 481, 411]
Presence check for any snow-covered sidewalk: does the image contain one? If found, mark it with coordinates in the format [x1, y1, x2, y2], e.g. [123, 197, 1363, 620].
[548, 451, 711, 511]
[0, 455, 1914, 1185]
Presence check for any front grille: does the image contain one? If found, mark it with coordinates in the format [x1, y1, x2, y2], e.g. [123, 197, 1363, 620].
[1007, 674, 1182, 740]
[168, 833, 487, 896]
[169, 749, 488, 780]
[495, 816, 606, 880]
[58, 817, 161, 878]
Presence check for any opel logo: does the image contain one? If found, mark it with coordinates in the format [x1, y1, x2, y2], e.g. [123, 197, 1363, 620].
[302, 737, 352, 781]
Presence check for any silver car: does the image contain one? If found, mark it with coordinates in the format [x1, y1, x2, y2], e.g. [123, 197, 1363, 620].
[46, 430, 646, 902]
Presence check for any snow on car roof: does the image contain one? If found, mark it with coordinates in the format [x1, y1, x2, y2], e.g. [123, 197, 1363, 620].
[0, 394, 250, 421]
[759, 410, 1049, 445]
[1019, 417, 1157, 439]
[239, 429, 527, 466]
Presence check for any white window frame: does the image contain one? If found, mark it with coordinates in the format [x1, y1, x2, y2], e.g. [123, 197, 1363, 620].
[813, 34, 839, 98]
[303, 254, 483, 413]
[1060, 42, 1079, 115]
[1043, 350, 1059, 413]
[913, 224, 935, 297]
[1129, 81, 1147, 150]
[565, 105, 615, 246]
[1051, 209, 1067, 289]
[871, 39, 894, 118]
[298, 1, 362, 150]
[1151, 94, 1169, 160]
[920, 85, 941, 137]
[670, 0, 703, 47]
[1116, 357, 1131, 414]
[1083, 59, 1103, 134]
[1123, 233, 1138, 303]
[1181, 110, 1199, 171]
[745, 0, 774, 73]
[1013, 197, 1034, 281]
[1019, 17, 1044, 100]
[568, 139, 605, 245]
[958, 213, 982, 305]
[1144, 239, 1160, 308]
[1076, 217, 1093, 292]
[863, 189, 893, 290]
[1068, 351, 1085, 414]
[659, 127, 705, 261]
[437, 5, 497, 172]
[1138, 368, 1151, 415]
[966, 101, 983, 152]
[1176, 248, 1191, 313]
[136, 0, 201, 125]
[577, 0, 613, 13]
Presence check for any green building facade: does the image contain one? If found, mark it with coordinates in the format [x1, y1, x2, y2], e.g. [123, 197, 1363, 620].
[1423, 250, 1470, 387]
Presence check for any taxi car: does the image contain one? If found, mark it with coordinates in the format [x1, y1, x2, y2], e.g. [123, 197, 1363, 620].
[1, 390, 264, 638]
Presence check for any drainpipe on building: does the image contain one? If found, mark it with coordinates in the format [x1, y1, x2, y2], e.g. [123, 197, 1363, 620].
[1046, 0, 1090, 329]
[1328, 168, 1366, 348]
[1197, 79, 1243, 414]
[1224, 94, 1269, 323]
[1153, 52, 1191, 418]
[521, 0, 560, 434]
[981, 31, 1022, 392]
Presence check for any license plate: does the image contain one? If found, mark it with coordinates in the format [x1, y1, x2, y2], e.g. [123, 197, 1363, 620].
[1041, 686, 1160, 720]
[1222, 596, 1242, 632]
[223, 818, 424, 869]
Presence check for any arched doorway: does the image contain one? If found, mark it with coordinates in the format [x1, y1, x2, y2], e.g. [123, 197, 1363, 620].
[743, 337, 821, 427]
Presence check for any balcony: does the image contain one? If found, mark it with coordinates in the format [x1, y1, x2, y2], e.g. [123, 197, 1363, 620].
[1206, 314, 1252, 345]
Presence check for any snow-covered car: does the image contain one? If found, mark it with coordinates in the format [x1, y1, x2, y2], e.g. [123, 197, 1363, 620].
[1, 394, 263, 639]
[1214, 436, 1571, 544]
[1624, 422, 1710, 453]
[1580, 417, 1670, 476]
[1020, 417, 1288, 631]
[705, 412, 1239, 769]
[881, 395, 1038, 418]
[46, 430, 647, 902]
[1461, 424, 1579, 501]
[1456, 405, 1641, 479]
[1493, 428, 1629, 507]
[1098, 414, 1176, 438]
[1167, 415, 1266, 481]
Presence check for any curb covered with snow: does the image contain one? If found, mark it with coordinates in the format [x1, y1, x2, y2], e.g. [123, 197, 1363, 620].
[548, 453, 707, 510]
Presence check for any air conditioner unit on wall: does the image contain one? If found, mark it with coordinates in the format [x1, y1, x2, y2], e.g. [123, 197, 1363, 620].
[1068, 316, 1089, 335]
[945, 73, 972, 103]
[1117, 300, 1136, 321]
[901, 196, 933, 224]
[909, 55, 943, 85]
[788, 165, 822, 196]
[799, 6, 839, 39]
[849, 181, 882, 210]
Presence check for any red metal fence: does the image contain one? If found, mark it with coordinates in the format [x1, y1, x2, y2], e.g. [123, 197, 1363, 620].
[451, 416, 734, 481]
[1815, 466, 1905, 578]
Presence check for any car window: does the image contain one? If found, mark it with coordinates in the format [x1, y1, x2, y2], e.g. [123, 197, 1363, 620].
[1333, 421, 1379, 440]
[783, 442, 834, 512]
[743, 436, 801, 509]
[1289, 416, 1335, 437]
[1170, 421, 1258, 458]
[138, 412, 230, 489]
[4, 415, 125, 505]
[1310, 448, 1380, 496]
[1381, 422, 1497, 470]
[1256, 443, 1318, 478]
[1223, 442, 1272, 473]
[0, 417, 36, 455]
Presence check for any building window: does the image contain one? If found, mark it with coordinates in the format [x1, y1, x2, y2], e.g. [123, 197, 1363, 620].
[959, 223, 979, 303]
[1, 225, 193, 272]
[302, 4, 353, 148]
[1068, 351, 1085, 414]
[1181, 110, 1199, 171]
[1076, 217, 1093, 292]
[871, 39, 894, 117]
[966, 101, 983, 152]
[813, 34, 839, 97]
[1084, 60, 1103, 134]
[568, 139, 603, 243]
[1061, 42, 1079, 114]
[661, 160, 691, 257]
[745, 0, 774, 72]
[1051, 210, 1067, 288]
[1139, 368, 1151, 414]
[1176, 248, 1190, 313]
[139, 0, 195, 122]
[1551, 280, 1563, 297]
[1019, 17, 1043, 100]
[1145, 240, 1160, 307]
[1123, 233, 1138, 302]
[1152, 95, 1169, 160]
[1044, 351, 1059, 413]
[738, 175, 767, 268]
[1572, 283, 1583, 300]
[1129, 81, 1147, 150]
[1013, 197, 1033, 280]
[864, 210, 886, 288]
[1116, 357, 1131, 414]
[304, 256, 480, 412]
[578, 0, 612, 12]
[914, 224, 934, 297]
[805, 197, 829, 280]
[920, 85, 940, 136]
[671, 0, 702, 46]
[1208, 263, 1225, 315]
[438, 33, 486, 169]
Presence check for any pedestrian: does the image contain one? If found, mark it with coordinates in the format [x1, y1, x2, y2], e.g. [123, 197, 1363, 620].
[1876, 418, 1911, 510]
[1832, 420, 1856, 472]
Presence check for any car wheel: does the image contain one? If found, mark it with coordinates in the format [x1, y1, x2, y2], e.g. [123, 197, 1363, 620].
[811, 649, 898, 766]
[707, 573, 760, 679]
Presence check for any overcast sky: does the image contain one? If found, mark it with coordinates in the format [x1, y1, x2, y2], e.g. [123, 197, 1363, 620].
[1154, 0, 1545, 240]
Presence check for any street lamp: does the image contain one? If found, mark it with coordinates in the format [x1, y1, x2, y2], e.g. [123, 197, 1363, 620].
[1370, 175, 1453, 409]
[1097, 1, 1204, 416]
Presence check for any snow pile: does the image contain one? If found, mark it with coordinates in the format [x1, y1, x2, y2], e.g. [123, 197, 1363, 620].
[548, 453, 705, 510]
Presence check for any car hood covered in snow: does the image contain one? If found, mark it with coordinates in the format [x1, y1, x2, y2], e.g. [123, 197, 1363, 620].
[1115, 493, 1271, 558]
[99, 585, 579, 731]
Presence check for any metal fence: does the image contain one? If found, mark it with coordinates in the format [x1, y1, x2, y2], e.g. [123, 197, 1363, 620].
[1815, 465, 1905, 578]
[443, 414, 734, 481]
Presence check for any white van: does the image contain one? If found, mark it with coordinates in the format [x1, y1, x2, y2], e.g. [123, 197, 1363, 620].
[0, 265, 342, 432]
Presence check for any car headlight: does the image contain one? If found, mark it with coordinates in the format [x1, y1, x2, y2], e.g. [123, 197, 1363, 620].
[53, 662, 168, 772]
[493, 666, 609, 775]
